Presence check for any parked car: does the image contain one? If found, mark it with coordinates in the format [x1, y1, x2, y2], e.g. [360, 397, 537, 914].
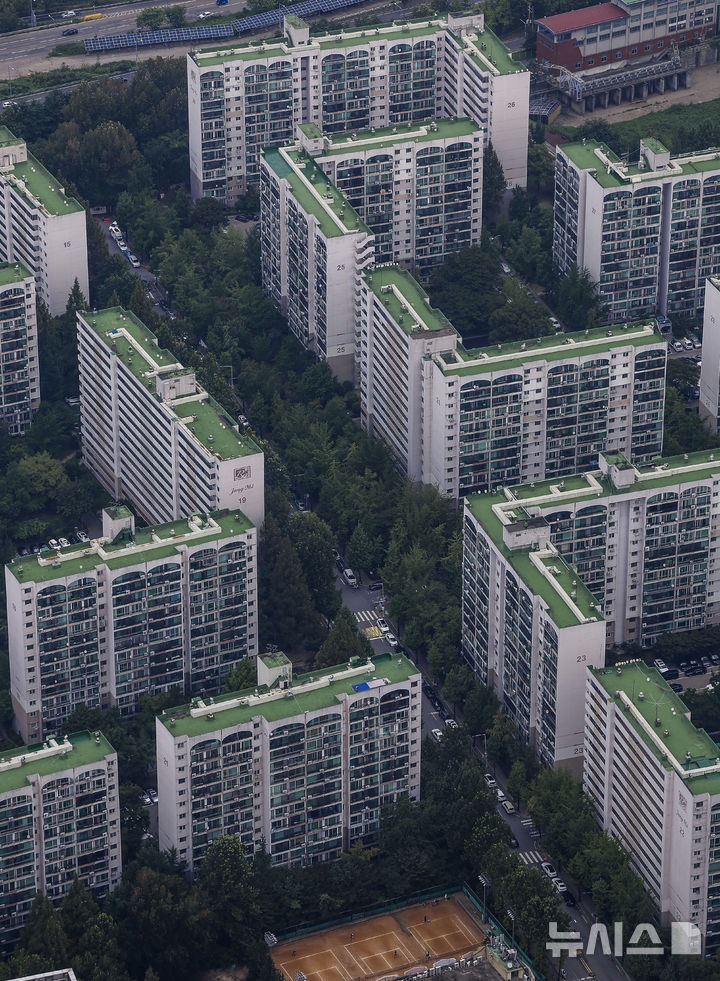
[502, 800, 516, 815]
[541, 862, 557, 878]
[198, 10, 211, 17]
[431, 728, 443, 742]
[508, 836, 519, 848]
[680, 660, 689, 673]
[335, 557, 345, 573]
[560, 890, 576, 907]
[711, 654, 720, 665]
[77, 531, 89, 542]
[702, 656, 712, 670]
[385, 632, 398, 648]
[61, 26, 78, 34]
[126, 252, 141, 268]
[445, 719, 458, 730]
[671, 340, 683, 352]
[58, 538, 70, 548]
[484, 773, 497, 788]
[115, 237, 127, 251]
[139, 791, 151, 806]
[147, 788, 158, 804]
[368, 581, 383, 592]
[552, 878, 568, 893]
[670, 683, 684, 693]
[48, 538, 60, 550]
[376, 617, 389, 633]
[496, 788, 506, 802]
[343, 568, 358, 588]
[332, 549, 340, 561]
[18, 547, 29, 557]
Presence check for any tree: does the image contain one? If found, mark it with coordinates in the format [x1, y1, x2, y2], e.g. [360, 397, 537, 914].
[315, 614, 371, 669]
[61, 876, 99, 956]
[137, 7, 167, 28]
[166, 5, 187, 25]
[346, 521, 376, 573]
[223, 657, 256, 693]
[259, 515, 317, 653]
[288, 511, 341, 618]
[527, 142, 555, 195]
[196, 836, 262, 965]
[441, 664, 473, 714]
[17, 892, 68, 964]
[507, 760, 528, 810]
[556, 264, 606, 332]
[482, 141, 507, 221]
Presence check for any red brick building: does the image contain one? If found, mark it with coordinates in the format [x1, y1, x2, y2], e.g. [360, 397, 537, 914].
[536, 0, 717, 73]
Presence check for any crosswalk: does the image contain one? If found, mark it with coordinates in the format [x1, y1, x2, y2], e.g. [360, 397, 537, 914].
[356, 609, 382, 639]
[364, 625, 382, 638]
[355, 609, 377, 623]
[518, 849, 543, 866]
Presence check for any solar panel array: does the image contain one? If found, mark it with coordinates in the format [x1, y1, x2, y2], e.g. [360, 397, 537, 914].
[84, 23, 234, 52]
[232, 0, 360, 35]
[84, 0, 364, 53]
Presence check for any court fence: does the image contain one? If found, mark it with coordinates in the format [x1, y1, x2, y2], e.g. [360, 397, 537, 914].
[273, 882, 543, 981]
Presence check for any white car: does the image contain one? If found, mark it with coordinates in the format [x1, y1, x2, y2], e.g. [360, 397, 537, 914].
[198, 10, 211, 17]
[445, 718, 458, 730]
[671, 340, 683, 352]
[77, 531, 89, 543]
[431, 728, 443, 742]
[484, 773, 497, 788]
[385, 632, 398, 648]
[126, 252, 141, 268]
[496, 788, 506, 802]
[58, 538, 70, 548]
[502, 800, 516, 815]
[541, 862, 557, 878]
[552, 878, 567, 893]
[116, 238, 127, 251]
[376, 617, 390, 633]
[48, 538, 60, 550]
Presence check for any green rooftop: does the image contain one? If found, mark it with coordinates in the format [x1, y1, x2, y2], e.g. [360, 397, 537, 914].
[560, 139, 720, 189]
[0, 130, 84, 216]
[261, 651, 291, 669]
[316, 117, 481, 156]
[0, 731, 115, 794]
[6, 509, 253, 585]
[441, 320, 663, 376]
[465, 494, 603, 629]
[364, 266, 456, 336]
[83, 307, 180, 379]
[590, 663, 720, 795]
[284, 13, 306, 27]
[462, 25, 524, 76]
[0, 261, 32, 287]
[264, 146, 370, 238]
[159, 652, 417, 738]
[172, 393, 259, 460]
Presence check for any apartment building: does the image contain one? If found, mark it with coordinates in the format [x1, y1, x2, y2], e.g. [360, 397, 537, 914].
[156, 651, 421, 872]
[9, 974, 78, 981]
[294, 117, 483, 268]
[554, 137, 720, 323]
[465, 448, 720, 654]
[260, 146, 375, 382]
[0, 263, 39, 436]
[6, 506, 258, 742]
[0, 731, 121, 948]
[77, 306, 264, 528]
[0, 127, 88, 317]
[536, 0, 716, 74]
[699, 277, 720, 431]
[586, 662, 720, 952]
[463, 494, 606, 773]
[358, 263, 666, 497]
[187, 12, 528, 203]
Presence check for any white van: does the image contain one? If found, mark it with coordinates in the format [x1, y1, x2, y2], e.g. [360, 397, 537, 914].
[343, 568, 358, 588]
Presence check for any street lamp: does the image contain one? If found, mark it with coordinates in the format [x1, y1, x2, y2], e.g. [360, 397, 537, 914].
[478, 873, 490, 920]
[473, 732, 488, 759]
[506, 908, 516, 952]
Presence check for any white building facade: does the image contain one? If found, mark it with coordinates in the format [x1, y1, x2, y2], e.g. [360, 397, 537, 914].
[554, 138, 720, 323]
[358, 265, 667, 497]
[0, 731, 121, 949]
[586, 662, 720, 952]
[187, 13, 528, 203]
[471, 450, 720, 648]
[156, 651, 421, 872]
[463, 496, 606, 774]
[77, 306, 264, 529]
[0, 262, 39, 436]
[699, 277, 720, 431]
[6, 506, 258, 743]
[260, 146, 375, 382]
[0, 127, 88, 317]
[294, 117, 483, 269]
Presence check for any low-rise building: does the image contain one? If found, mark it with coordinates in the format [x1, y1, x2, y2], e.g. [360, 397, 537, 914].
[0, 262, 39, 436]
[294, 117, 483, 269]
[554, 138, 720, 323]
[77, 306, 264, 529]
[156, 651, 421, 872]
[6, 506, 257, 742]
[586, 662, 720, 952]
[0, 731, 121, 949]
[358, 264, 666, 497]
[0, 127, 88, 317]
[462, 494, 606, 773]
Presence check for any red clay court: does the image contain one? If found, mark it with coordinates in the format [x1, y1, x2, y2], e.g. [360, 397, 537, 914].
[273, 894, 487, 981]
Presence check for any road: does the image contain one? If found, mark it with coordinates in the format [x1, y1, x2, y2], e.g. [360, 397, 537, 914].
[329, 560, 625, 981]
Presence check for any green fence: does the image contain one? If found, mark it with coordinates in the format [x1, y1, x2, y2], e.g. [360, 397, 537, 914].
[461, 883, 543, 981]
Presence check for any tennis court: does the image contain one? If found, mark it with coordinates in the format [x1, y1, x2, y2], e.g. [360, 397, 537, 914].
[273, 894, 487, 981]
